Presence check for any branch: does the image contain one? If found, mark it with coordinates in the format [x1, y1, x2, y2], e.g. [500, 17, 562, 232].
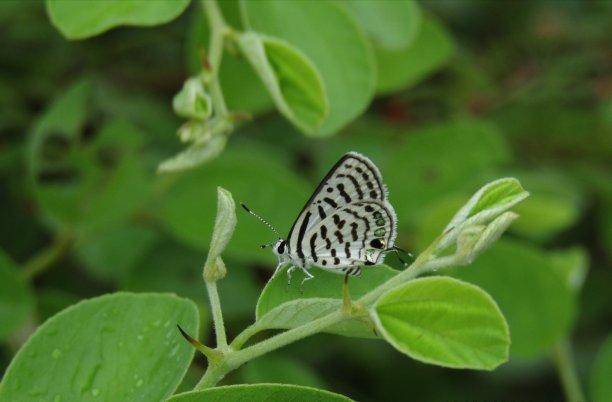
[21, 232, 72, 280]
[202, 0, 229, 117]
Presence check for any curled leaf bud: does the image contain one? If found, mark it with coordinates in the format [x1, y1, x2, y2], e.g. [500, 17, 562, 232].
[203, 187, 236, 282]
[173, 77, 212, 121]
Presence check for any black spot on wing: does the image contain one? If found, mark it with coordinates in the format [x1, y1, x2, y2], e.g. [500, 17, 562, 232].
[317, 205, 326, 220]
[296, 211, 311, 260]
[336, 183, 351, 203]
[310, 233, 318, 262]
[345, 242, 351, 258]
[334, 230, 344, 243]
[323, 197, 338, 208]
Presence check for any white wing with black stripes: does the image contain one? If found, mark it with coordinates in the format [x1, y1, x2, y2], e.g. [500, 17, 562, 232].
[286, 152, 397, 275]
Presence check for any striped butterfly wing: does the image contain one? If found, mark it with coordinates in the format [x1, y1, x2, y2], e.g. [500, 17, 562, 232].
[287, 152, 389, 267]
[306, 200, 397, 275]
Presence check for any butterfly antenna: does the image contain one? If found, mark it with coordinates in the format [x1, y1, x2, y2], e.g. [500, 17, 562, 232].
[241, 203, 281, 238]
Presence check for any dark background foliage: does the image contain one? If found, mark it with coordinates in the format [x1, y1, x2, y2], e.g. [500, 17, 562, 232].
[0, 1, 610, 401]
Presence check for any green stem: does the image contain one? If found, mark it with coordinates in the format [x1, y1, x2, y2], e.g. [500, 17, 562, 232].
[194, 253, 460, 390]
[21, 232, 72, 280]
[206, 281, 228, 349]
[553, 339, 585, 402]
[202, 0, 229, 117]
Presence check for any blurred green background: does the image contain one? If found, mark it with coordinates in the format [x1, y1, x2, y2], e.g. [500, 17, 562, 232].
[0, 1, 610, 401]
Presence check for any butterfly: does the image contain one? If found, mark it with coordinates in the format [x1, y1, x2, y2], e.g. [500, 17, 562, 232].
[242, 152, 404, 284]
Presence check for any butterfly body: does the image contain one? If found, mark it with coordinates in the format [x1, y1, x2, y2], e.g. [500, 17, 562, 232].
[267, 152, 398, 280]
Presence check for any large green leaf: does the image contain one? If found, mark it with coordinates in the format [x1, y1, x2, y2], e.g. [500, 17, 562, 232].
[451, 240, 576, 359]
[0, 293, 199, 401]
[0, 249, 34, 340]
[168, 384, 352, 402]
[376, 14, 454, 94]
[255, 265, 398, 338]
[46, 0, 191, 40]
[74, 225, 158, 283]
[372, 276, 509, 370]
[591, 335, 612, 402]
[243, 0, 376, 136]
[387, 118, 511, 225]
[157, 145, 311, 263]
[345, 0, 421, 50]
[29, 81, 151, 236]
[237, 32, 329, 135]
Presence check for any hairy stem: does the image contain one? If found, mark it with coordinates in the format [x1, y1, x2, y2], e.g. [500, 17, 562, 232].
[202, 0, 228, 117]
[553, 338, 585, 402]
[206, 281, 228, 349]
[21, 232, 72, 280]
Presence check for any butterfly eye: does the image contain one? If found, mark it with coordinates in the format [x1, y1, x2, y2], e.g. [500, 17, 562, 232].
[277, 241, 286, 254]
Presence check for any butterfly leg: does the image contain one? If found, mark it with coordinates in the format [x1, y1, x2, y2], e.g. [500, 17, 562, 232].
[285, 265, 298, 290]
[299, 268, 314, 293]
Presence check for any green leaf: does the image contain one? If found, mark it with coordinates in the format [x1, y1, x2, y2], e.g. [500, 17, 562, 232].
[451, 240, 577, 359]
[157, 145, 311, 263]
[345, 0, 421, 50]
[74, 225, 158, 283]
[29, 83, 151, 235]
[372, 276, 509, 370]
[45, 0, 191, 40]
[168, 384, 353, 402]
[240, 355, 328, 389]
[243, 0, 376, 136]
[376, 14, 454, 94]
[591, 335, 612, 402]
[510, 171, 584, 241]
[387, 118, 511, 225]
[0, 249, 34, 340]
[237, 32, 329, 135]
[186, 3, 273, 114]
[0, 292, 199, 401]
[122, 242, 258, 320]
[255, 265, 398, 338]
[203, 187, 236, 281]
[437, 178, 528, 254]
[158, 134, 227, 173]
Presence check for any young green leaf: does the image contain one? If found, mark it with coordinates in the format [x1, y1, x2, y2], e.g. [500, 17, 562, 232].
[0, 250, 34, 340]
[242, 0, 376, 136]
[376, 14, 454, 94]
[372, 276, 510, 370]
[590, 335, 612, 402]
[173, 77, 212, 121]
[168, 384, 353, 402]
[203, 187, 236, 281]
[237, 32, 328, 135]
[437, 178, 528, 252]
[344, 0, 421, 50]
[0, 293, 199, 401]
[45, 0, 191, 40]
[158, 134, 227, 173]
[451, 240, 577, 359]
